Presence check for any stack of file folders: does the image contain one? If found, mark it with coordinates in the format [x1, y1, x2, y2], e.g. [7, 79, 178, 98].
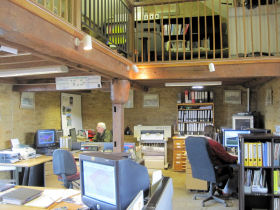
[244, 169, 268, 194]
[243, 142, 271, 167]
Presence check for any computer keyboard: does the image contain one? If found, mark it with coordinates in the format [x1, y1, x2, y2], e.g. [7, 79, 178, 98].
[36, 148, 57, 156]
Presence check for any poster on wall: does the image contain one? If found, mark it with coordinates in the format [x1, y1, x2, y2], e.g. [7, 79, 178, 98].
[61, 93, 82, 136]
[20, 92, 35, 109]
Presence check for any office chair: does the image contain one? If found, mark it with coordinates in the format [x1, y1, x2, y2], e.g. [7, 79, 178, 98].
[185, 136, 231, 207]
[52, 149, 80, 189]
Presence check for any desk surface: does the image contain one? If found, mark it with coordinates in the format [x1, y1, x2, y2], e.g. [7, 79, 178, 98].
[0, 155, 52, 167]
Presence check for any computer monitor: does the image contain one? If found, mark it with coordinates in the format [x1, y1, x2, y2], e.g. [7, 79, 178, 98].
[35, 129, 56, 148]
[223, 130, 251, 147]
[80, 152, 150, 210]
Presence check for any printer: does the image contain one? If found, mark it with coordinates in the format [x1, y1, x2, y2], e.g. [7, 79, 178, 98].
[134, 126, 171, 169]
[12, 146, 36, 160]
[11, 138, 36, 160]
[0, 150, 20, 163]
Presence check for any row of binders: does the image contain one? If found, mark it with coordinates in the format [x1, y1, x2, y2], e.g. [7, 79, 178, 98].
[178, 122, 213, 135]
[274, 143, 280, 166]
[163, 24, 189, 36]
[244, 169, 268, 194]
[184, 90, 214, 104]
[178, 109, 213, 123]
[274, 170, 280, 194]
[244, 142, 271, 167]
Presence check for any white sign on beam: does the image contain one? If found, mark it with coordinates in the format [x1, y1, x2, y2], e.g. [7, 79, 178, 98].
[56, 75, 102, 90]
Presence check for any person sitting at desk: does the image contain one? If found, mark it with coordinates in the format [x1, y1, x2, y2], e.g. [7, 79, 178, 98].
[204, 125, 238, 196]
[93, 122, 112, 142]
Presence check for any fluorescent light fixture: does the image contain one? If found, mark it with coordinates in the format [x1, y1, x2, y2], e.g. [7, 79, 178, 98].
[0, 65, 68, 77]
[74, 34, 93, 50]
[209, 63, 215, 72]
[0, 45, 18, 55]
[192, 85, 204, 89]
[165, 81, 222, 87]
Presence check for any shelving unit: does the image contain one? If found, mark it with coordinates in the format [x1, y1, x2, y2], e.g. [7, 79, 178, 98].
[134, 15, 223, 61]
[239, 134, 280, 210]
[177, 102, 214, 135]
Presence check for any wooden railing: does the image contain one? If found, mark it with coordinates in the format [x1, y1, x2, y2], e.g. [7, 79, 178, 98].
[30, 0, 81, 28]
[81, 0, 130, 56]
[29, 0, 280, 63]
[133, 0, 280, 63]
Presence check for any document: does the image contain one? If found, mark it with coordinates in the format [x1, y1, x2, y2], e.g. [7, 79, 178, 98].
[25, 189, 80, 208]
[1, 188, 42, 205]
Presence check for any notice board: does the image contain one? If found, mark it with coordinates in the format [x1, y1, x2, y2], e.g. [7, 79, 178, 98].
[61, 93, 82, 136]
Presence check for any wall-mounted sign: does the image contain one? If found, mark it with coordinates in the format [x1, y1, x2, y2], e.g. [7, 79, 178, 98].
[56, 75, 101, 90]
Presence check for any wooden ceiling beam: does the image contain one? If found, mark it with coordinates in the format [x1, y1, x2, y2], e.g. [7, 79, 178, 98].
[12, 83, 57, 92]
[0, 53, 43, 64]
[1, 0, 131, 80]
[0, 38, 113, 80]
[131, 62, 280, 80]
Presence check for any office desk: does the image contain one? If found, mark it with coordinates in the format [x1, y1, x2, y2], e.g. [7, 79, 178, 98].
[0, 155, 52, 187]
[0, 186, 82, 210]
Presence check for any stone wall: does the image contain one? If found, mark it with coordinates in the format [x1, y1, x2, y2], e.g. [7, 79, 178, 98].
[255, 78, 280, 132]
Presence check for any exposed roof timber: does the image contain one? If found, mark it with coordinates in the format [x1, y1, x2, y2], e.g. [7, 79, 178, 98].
[130, 81, 147, 91]
[133, 0, 200, 7]
[242, 78, 274, 88]
[2, 0, 132, 79]
[0, 54, 43, 65]
[0, 38, 115, 80]
[131, 61, 280, 80]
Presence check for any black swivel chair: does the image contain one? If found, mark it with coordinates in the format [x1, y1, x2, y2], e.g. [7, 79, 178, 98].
[185, 136, 231, 207]
[52, 149, 80, 189]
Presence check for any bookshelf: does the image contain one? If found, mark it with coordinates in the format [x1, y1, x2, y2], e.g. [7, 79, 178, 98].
[177, 89, 214, 136]
[239, 134, 280, 210]
[134, 15, 222, 61]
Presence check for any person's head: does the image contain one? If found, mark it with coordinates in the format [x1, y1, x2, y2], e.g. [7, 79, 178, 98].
[96, 122, 106, 134]
[204, 125, 216, 140]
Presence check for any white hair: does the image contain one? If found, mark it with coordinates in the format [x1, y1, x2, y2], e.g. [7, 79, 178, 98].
[97, 122, 106, 129]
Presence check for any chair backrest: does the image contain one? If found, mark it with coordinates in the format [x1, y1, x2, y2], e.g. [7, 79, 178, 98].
[52, 149, 77, 176]
[185, 136, 216, 183]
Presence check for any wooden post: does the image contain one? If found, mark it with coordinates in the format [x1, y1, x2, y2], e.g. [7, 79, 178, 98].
[128, 4, 134, 60]
[111, 79, 130, 153]
[74, 0, 82, 29]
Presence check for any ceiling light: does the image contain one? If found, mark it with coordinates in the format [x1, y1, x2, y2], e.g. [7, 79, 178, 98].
[74, 34, 93, 50]
[165, 81, 222, 87]
[0, 45, 18, 55]
[0, 65, 68, 77]
[209, 63, 215, 72]
[192, 85, 204, 89]
[132, 64, 139, 73]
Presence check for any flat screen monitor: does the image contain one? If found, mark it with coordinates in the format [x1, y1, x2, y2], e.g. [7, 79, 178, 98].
[36, 129, 56, 148]
[80, 152, 150, 210]
[223, 130, 251, 147]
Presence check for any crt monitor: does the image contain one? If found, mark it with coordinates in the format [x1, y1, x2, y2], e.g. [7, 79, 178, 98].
[80, 152, 150, 210]
[35, 129, 56, 148]
[223, 130, 251, 147]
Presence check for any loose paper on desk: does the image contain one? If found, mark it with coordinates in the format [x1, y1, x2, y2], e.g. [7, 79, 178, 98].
[25, 189, 80, 208]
